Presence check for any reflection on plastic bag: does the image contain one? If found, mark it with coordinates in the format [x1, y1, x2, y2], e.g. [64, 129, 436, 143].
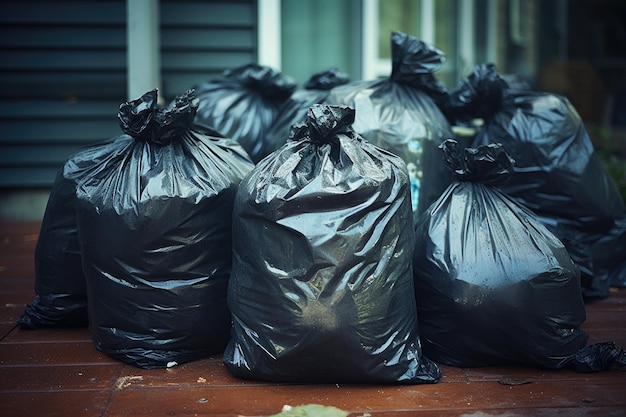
[75, 89, 254, 368]
[262, 67, 350, 161]
[446, 63, 626, 298]
[326, 31, 456, 214]
[224, 104, 440, 384]
[413, 139, 589, 368]
[193, 63, 297, 163]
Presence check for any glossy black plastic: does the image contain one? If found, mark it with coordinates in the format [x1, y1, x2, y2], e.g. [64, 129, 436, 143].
[224, 105, 441, 384]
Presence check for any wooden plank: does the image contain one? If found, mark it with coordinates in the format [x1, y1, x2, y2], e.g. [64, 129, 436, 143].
[104, 378, 626, 416]
[0, 220, 41, 236]
[114, 359, 468, 389]
[0, 391, 112, 417]
[2, 328, 91, 344]
[348, 408, 626, 416]
[0, 365, 123, 392]
[0, 323, 17, 341]
[0, 252, 36, 270]
[0, 341, 119, 366]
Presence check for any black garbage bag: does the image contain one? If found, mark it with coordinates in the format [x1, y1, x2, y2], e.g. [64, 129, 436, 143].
[556, 341, 626, 372]
[440, 62, 507, 127]
[75, 89, 254, 368]
[193, 63, 297, 163]
[413, 139, 590, 368]
[223, 104, 441, 384]
[261, 67, 350, 161]
[449, 63, 626, 298]
[18, 166, 87, 329]
[18, 134, 135, 330]
[326, 31, 456, 215]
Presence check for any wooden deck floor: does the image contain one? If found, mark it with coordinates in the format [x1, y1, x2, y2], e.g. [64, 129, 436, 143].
[1, 221, 625, 417]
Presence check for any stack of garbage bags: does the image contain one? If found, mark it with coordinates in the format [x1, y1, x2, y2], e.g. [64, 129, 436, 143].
[442, 63, 626, 299]
[18, 31, 626, 378]
[20, 89, 255, 368]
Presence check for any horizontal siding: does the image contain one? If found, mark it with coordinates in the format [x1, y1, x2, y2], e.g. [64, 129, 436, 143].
[0, 120, 122, 144]
[160, 0, 258, 100]
[0, 167, 64, 188]
[0, 27, 126, 49]
[161, 1, 256, 27]
[0, 2, 126, 25]
[0, 145, 94, 166]
[0, 73, 126, 99]
[0, 51, 126, 71]
[0, 0, 259, 188]
[161, 27, 255, 50]
[0, 0, 126, 188]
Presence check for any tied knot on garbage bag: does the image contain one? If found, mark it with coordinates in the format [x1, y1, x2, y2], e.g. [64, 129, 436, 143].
[288, 105, 356, 145]
[390, 31, 448, 99]
[444, 63, 507, 121]
[118, 89, 198, 145]
[440, 139, 515, 187]
[303, 66, 350, 90]
[224, 63, 297, 101]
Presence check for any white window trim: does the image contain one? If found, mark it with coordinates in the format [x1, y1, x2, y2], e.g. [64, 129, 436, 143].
[127, 0, 161, 101]
[362, 0, 380, 80]
[258, 0, 282, 70]
[361, 0, 511, 84]
[363, 0, 437, 80]
[458, 0, 475, 76]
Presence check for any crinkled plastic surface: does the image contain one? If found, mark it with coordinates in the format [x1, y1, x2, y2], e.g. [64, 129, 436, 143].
[326, 31, 457, 215]
[223, 104, 441, 384]
[75, 89, 254, 368]
[412, 139, 589, 368]
[557, 341, 626, 372]
[193, 63, 297, 163]
[450, 64, 626, 298]
[442, 62, 507, 125]
[19, 134, 134, 330]
[262, 67, 350, 161]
